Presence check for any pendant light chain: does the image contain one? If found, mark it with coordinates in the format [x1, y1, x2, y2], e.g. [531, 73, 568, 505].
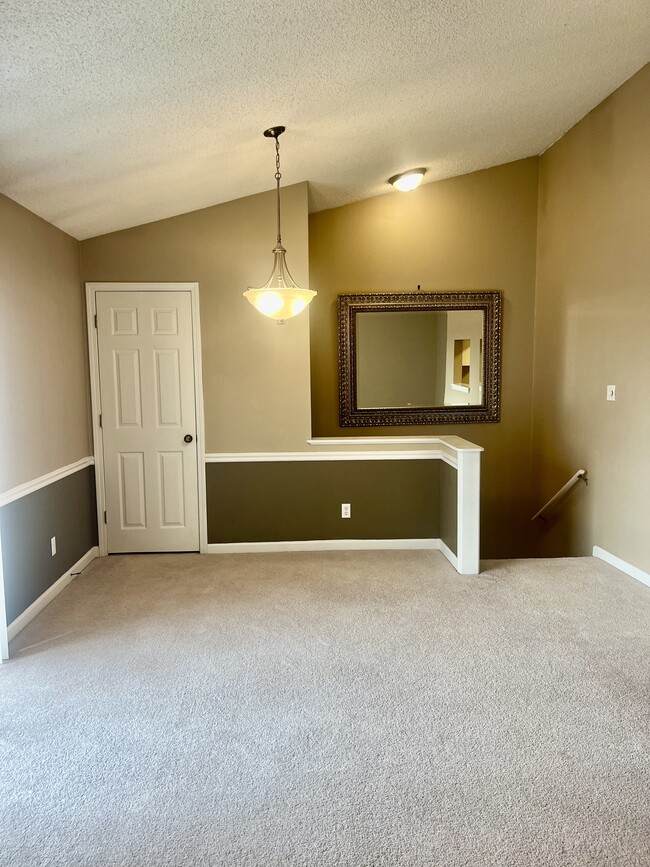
[274, 135, 282, 246]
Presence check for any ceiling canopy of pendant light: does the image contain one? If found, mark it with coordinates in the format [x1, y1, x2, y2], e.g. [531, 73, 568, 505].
[243, 126, 316, 325]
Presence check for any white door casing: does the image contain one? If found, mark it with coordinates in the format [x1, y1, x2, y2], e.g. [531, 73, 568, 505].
[0, 526, 9, 660]
[94, 289, 201, 553]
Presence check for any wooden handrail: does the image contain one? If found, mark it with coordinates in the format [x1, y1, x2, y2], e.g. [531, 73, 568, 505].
[532, 469, 588, 522]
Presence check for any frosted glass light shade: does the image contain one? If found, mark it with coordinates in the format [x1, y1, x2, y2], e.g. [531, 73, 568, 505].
[244, 245, 316, 323]
[388, 168, 427, 192]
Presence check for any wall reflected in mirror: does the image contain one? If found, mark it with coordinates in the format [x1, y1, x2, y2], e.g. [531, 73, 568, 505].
[338, 291, 501, 426]
[356, 310, 484, 409]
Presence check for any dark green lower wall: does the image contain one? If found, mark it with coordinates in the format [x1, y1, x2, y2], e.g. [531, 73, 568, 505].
[207, 459, 456, 546]
[1, 467, 98, 624]
[439, 461, 458, 555]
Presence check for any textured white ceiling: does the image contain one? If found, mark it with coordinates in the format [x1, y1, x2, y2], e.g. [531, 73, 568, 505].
[1, 0, 648, 239]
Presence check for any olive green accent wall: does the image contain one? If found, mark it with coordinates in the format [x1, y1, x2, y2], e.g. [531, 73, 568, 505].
[206, 461, 442, 544]
[0, 193, 91, 493]
[309, 158, 539, 558]
[81, 183, 311, 454]
[1, 468, 98, 624]
[439, 461, 458, 556]
[532, 63, 650, 572]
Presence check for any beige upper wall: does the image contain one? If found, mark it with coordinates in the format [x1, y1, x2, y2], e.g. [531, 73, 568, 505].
[532, 63, 650, 571]
[309, 158, 540, 558]
[81, 183, 311, 454]
[0, 194, 90, 492]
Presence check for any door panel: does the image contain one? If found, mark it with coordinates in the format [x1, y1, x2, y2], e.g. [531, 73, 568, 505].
[158, 452, 186, 527]
[119, 452, 146, 528]
[154, 349, 182, 427]
[152, 307, 178, 335]
[114, 350, 143, 427]
[96, 291, 199, 552]
[112, 307, 139, 335]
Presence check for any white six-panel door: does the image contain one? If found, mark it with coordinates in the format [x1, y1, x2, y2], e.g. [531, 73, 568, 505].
[96, 291, 200, 552]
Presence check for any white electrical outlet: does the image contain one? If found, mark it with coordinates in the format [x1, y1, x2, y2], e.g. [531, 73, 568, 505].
[341, 503, 351, 518]
[606, 385, 616, 401]
[50, 536, 57, 556]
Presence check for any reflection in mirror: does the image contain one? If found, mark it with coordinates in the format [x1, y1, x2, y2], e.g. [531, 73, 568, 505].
[357, 311, 446, 408]
[446, 310, 483, 406]
[356, 310, 485, 409]
[338, 291, 501, 426]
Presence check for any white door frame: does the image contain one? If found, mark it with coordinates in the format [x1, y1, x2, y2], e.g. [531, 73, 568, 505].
[0, 526, 8, 661]
[86, 282, 207, 556]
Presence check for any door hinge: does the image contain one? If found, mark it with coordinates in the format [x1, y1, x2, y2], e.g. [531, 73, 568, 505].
[104, 510, 107, 524]
[94, 313, 98, 328]
[99, 413, 102, 429]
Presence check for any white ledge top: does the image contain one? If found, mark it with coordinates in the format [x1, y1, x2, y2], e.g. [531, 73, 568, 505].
[307, 436, 484, 453]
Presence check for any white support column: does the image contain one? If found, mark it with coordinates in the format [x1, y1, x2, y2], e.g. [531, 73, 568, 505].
[0, 522, 9, 661]
[456, 449, 481, 575]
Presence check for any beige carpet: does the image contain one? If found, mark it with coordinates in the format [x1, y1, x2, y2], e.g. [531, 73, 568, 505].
[1, 551, 649, 866]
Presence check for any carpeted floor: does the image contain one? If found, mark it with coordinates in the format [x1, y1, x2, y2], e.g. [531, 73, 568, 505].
[1, 551, 649, 866]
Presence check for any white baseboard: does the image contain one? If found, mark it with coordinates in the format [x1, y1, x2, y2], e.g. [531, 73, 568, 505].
[206, 538, 443, 554]
[205, 538, 460, 570]
[7, 546, 99, 642]
[592, 546, 650, 589]
[438, 539, 458, 570]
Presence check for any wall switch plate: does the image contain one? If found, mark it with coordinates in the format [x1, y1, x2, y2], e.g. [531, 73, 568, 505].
[50, 536, 57, 556]
[341, 503, 351, 518]
[607, 385, 616, 401]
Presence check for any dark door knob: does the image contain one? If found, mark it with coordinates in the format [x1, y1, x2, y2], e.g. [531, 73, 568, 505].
[184, 434, 194, 443]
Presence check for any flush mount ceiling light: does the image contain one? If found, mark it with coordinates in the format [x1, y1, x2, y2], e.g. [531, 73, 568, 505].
[244, 126, 316, 324]
[388, 168, 427, 192]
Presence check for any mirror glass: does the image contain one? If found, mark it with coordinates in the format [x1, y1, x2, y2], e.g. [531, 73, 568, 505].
[356, 310, 484, 409]
[337, 291, 501, 427]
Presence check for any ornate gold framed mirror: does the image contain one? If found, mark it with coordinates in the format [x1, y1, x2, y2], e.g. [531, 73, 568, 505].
[338, 291, 502, 426]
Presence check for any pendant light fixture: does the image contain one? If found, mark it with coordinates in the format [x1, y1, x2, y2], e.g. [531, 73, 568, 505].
[244, 126, 316, 324]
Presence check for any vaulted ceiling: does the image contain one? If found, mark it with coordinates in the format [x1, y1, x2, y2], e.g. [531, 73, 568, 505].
[2, 0, 648, 239]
